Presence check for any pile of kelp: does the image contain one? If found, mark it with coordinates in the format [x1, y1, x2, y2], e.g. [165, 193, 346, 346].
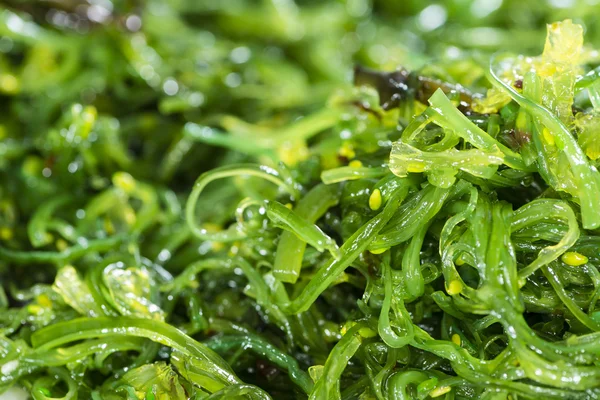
[2, 1, 600, 399]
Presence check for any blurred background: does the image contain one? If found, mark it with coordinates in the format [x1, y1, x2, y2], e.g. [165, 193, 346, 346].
[2, 0, 599, 124]
[0, 0, 599, 200]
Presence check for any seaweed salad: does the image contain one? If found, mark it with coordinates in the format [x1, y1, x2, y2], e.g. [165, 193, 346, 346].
[2, 0, 600, 399]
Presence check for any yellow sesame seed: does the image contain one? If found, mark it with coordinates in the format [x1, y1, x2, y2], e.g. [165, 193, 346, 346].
[407, 163, 425, 173]
[586, 147, 600, 160]
[369, 189, 382, 211]
[22, 156, 43, 176]
[0, 227, 13, 241]
[285, 203, 293, 210]
[455, 254, 466, 266]
[542, 128, 555, 146]
[516, 111, 527, 131]
[447, 280, 463, 295]
[348, 160, 363, 168]
[359, 327, 377, 338]
[451, 333, 461, 346]
[82, 106, 97, 122]
[203, 223, 222, 233]
[44, 232, 53, 243]
[37, 294, 52, 308]
[27, 305, 43, 315]
[0, 74, 19, 94]
[369, 247, 388, 255]
[211, 241, 225, 252]
[55, 238, 68, 251]
[321, 153, 341, 170]
[104, 218, 115, 235]
[127, 243, 137, 254]
[430, 386, 452, 398]
[338, 143, 355, 159]
[341, 321, 355, 336]
[561, 251, 588, 266]
[278, 141, 309, 166]
[333, 273, 349, 284]
[113, 172, 136, 194]
[79, 106, 97, 139]
[123, 207, 137, 225]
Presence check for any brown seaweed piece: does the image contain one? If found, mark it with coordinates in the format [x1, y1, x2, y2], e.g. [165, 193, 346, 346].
[354, 65, 477, 112]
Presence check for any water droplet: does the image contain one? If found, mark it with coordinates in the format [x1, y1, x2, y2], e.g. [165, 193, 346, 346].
[548, 0, 574, 7]
[347, 0, 369, 17]
[139, 65, 155, 81]
[368, 44, 389, 64]
[125, 15, 142, 32]
[67, 162, 79, 173]
[162, 78, 179, 96]
[1, 360, 19, 375]
[188, 92, 204, 107]
[224, 73, 241, 88]
[87, 5, 111, 23]
[418, 4, 447, 32]
[157, 249, 171, 262]
[230, 46, 251, 64]
[470, 0, 503, 18]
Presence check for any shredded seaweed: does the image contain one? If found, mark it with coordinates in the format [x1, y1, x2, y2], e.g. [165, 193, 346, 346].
[3, 2, 600, 400]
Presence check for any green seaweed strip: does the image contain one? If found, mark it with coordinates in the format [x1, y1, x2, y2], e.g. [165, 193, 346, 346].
[0, 234, 126, 265]
[284, 183, 411, 314]
[204, 334, 313, 394]
[309, 323, 365, 400]
[489, 59, 600, 229]
[185, 163, 299, 242]
[273, 184, 340, 283]
[31, 317, 244, 393]
[428, 89, 529, 171]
